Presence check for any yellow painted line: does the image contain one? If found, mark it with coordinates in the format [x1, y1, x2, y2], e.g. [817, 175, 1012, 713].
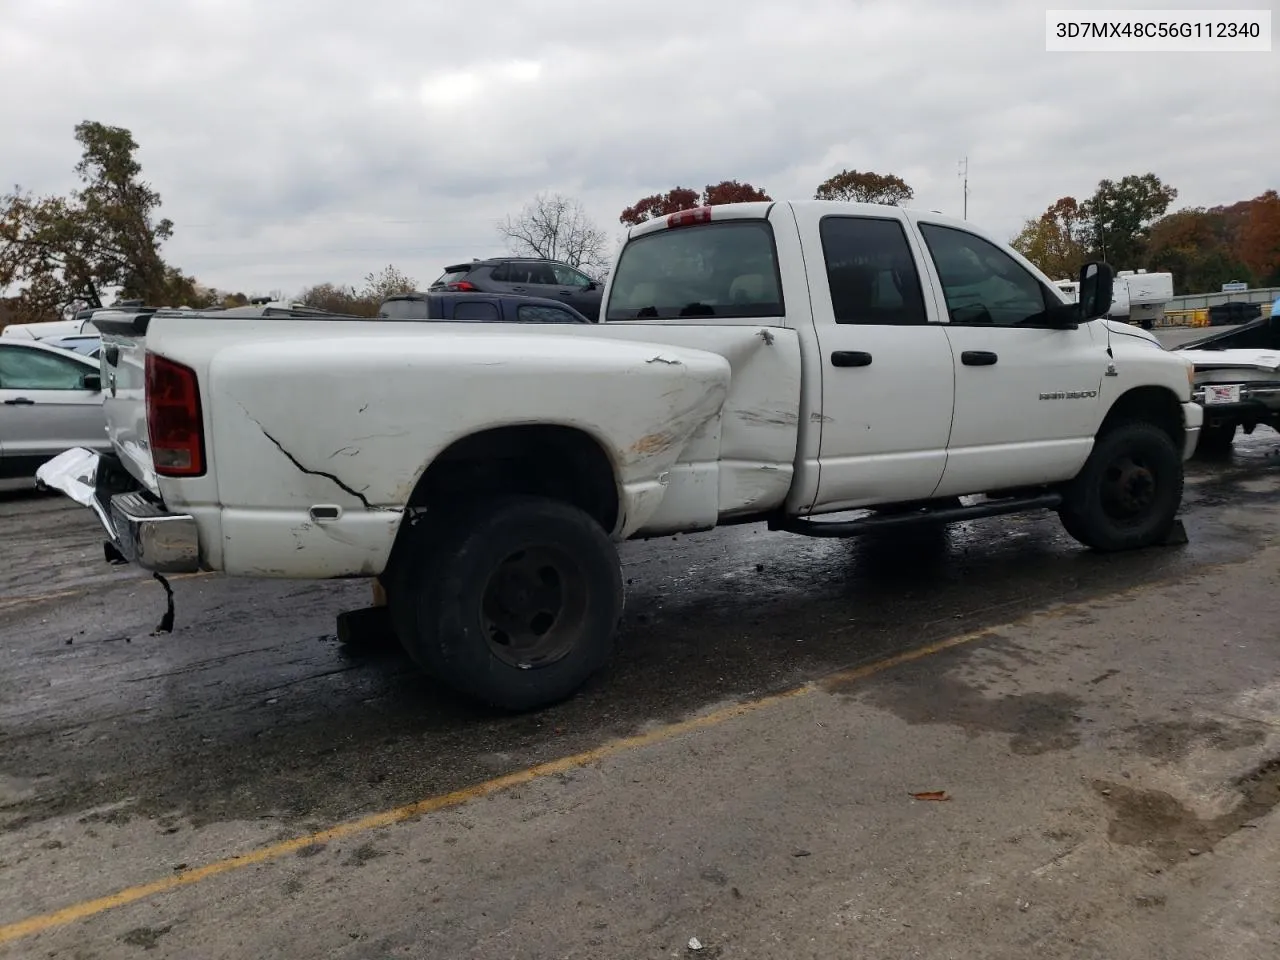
[0, 561, 1245, 946]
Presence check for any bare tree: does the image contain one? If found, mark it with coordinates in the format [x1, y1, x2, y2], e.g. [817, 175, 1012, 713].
[296, 263, 417, 318]
[498, 193, 609, 276]
[361, 264, 417, 300]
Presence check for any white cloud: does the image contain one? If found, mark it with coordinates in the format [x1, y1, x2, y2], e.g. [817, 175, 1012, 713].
[0, 0, 1276, 295]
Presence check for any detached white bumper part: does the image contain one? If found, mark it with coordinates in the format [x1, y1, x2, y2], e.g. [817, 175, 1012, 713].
[36, 448, 201, 574]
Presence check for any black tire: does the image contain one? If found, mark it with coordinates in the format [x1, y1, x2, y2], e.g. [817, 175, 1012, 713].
[1059, 421, 1184, 552]
[390, 495, 623, 711]
[1194, 422, 1236, 458]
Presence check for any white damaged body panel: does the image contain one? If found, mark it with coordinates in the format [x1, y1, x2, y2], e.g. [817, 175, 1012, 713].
[529, 322, 802, 532]
[134, 319, 799, 577]
[99, 328, 159, 496]
[1178, 348, 1280, 376]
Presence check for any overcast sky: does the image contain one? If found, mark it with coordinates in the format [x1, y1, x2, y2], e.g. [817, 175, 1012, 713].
[2, 0, 1276, 296]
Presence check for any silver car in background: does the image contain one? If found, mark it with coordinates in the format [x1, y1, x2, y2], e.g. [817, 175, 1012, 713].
[0, 338, 109, 480]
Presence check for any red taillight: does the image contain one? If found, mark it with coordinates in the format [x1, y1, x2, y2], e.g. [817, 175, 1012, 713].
[146, 352, 205, 477]
[446, 280, 479, 291]
[667, 206, 713, 228]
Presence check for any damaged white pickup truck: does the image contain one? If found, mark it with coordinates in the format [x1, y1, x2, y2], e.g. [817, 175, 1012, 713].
[39, 200, 1202, 710]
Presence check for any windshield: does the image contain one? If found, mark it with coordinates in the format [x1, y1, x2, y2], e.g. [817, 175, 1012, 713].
[606, 220, 783, 320]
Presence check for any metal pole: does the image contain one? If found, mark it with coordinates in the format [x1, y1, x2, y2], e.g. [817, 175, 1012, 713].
[958, 157, 969, 220]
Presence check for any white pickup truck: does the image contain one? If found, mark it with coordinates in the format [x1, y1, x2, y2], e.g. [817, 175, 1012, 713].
[38, 200, 1202, 710]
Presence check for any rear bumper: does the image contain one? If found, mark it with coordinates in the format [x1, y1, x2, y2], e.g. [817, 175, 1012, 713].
[108, 491, 201, 573]
[35, 448, 201, 574]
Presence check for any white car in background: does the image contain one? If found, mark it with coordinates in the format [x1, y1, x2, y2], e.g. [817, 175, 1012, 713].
[1176, 301, 1280, 455]
[0, 338, 109, 481]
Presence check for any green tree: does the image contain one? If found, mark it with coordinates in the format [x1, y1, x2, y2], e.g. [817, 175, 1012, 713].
[814, 169, 914, 205]
[1083, 173, 1177, 268]
[1011, 197, 1090, 279]
[0, 121, 207, 322]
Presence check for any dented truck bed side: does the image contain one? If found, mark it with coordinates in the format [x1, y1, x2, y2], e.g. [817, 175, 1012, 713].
[83, 315, 802, 578]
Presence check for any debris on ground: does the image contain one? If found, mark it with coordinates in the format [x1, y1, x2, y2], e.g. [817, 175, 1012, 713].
[151, 572, 175, 635]
[910, 791, 950, 801]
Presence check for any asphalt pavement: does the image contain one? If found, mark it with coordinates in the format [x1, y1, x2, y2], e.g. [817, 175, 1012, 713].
[2, 326, 1278, 958]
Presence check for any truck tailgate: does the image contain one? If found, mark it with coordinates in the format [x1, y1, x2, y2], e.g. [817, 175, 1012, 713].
[93, 312, 160, 495]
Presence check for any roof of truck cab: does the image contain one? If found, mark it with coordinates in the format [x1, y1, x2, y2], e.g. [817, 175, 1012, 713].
[623, 199, 988, 240]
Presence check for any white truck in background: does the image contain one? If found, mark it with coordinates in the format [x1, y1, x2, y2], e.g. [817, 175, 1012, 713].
[38, 200, 1202, 711]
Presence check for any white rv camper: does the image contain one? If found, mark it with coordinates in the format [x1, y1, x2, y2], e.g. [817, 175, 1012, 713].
[1110, 270, 1175, 329]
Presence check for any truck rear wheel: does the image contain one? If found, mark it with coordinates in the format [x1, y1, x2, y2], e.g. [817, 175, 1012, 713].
[1058, 421, 1183, 552]
[391, 495, 623, 711]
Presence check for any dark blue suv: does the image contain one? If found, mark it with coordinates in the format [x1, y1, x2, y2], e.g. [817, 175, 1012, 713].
[430, 258, 602, 321]
[377, 291, 593, 324]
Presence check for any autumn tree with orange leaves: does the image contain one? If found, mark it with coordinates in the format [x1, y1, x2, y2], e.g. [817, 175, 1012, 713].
[1237, 190, 1280, 286]
[619, 181, 771, 226]
[1011, 197, 1091, 279]
[1144, 208, 1250, 294]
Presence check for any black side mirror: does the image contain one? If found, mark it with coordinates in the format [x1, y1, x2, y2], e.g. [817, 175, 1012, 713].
[1078, 261, 1114, 320]
[1043, 303, 1080, 329]
[584, 280, 598, 291]
[82, 373, 101, 391]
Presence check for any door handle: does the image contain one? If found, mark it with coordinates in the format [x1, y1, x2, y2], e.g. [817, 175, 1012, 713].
[510, 286, 527, 293]
[831, 351, 872, 367]
[4, 397, 35, 405]
[961, 351, 998, 366]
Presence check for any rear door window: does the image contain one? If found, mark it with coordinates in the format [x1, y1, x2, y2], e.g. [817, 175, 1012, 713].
[606, 220, 783, 320]
[525, 263, 559, 286]
[516, 304, 584, 324]
[451, 300, 501, 322]
[819, 216, 928, 325]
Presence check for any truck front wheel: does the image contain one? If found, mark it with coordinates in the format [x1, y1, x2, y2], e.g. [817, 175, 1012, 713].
[1058, 421, 1183, 552]
[392, 495, 623, 711]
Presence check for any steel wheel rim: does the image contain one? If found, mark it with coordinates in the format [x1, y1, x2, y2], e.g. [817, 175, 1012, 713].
[1100, 453, 1157, 525]
[479, 544, 589, 668]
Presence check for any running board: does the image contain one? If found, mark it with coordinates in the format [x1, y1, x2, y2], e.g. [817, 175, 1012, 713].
[772, 493, 1064, 539]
